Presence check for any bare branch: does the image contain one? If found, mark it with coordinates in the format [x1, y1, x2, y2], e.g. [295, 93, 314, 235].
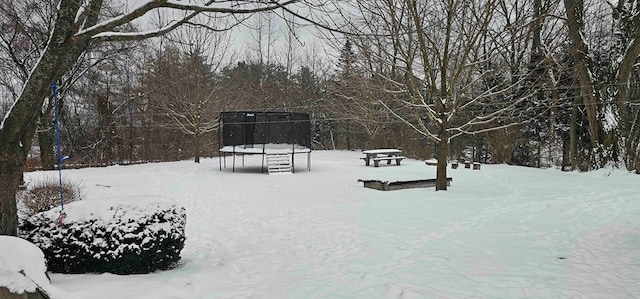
[78, 0, 300, 42]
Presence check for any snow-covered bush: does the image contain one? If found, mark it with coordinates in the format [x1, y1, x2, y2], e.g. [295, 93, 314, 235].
[19, 197, 186, 274]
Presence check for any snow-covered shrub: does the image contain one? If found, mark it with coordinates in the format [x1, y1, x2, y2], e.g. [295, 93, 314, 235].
[20, 177, 83, 217]
[19, 197, 186, 274]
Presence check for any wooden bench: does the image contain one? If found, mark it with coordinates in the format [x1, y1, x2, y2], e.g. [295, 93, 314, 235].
[372, 156, 405, 167]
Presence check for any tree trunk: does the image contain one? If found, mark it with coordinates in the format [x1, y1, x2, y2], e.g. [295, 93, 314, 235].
[615, 30, 640, 170]
[569, 95, 578, 170]
[194, 130, 201, 163]
[435, 124, 449, 191]
[564, 0, 601, 150]
[0, 159, 21, 235]
[346, 122, 351, 150]
[627, 108, 640, 169]
[562, 138, 570, 171]
[37, 122, 55, 170]
[37, 98, 56, 170]
[548, 74, 559, 167]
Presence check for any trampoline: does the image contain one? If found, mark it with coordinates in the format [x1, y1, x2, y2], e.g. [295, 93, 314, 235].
[218, 111, 312, 173]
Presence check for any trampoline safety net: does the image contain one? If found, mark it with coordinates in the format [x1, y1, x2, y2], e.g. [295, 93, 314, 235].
[220, 111, 311, 148]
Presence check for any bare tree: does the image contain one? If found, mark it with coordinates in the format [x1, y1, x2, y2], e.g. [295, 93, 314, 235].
[63, 41, 147, 167]
[247, 12, 281, 65]
[1, 0, 58, 170]
[328, 39, 398, 150]
[559, 0, 640, 171]
[341, 0, 529, 190]
[611, 0, 640, 172]
[148, 25, 231, 163]
[0, 0, 307, 235]
[563, 0, 602, 152]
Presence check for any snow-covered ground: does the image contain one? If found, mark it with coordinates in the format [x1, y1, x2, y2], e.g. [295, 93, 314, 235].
[16, 150, 640, 298]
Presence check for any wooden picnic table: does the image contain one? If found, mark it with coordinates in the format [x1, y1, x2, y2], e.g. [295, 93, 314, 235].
[361, 149, 405, 167]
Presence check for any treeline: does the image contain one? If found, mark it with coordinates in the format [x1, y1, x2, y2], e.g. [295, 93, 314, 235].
[2, 0, 640, 174]
[0, 8, 430, 169]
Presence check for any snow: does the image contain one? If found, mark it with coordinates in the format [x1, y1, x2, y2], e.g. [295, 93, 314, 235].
[362, 148, 402, 155]
[602, 104, 619, 131]
[425, 158, 438, 164]
[0, 236, 55, 295]
[8, 150, 640, 298]
[39, 195, 177, 224]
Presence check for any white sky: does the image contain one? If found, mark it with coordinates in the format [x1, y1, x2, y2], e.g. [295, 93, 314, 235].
[118, 0, 334, 68]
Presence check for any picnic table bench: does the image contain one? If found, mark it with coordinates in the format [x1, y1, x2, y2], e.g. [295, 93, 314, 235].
[361, 149, 405, 167]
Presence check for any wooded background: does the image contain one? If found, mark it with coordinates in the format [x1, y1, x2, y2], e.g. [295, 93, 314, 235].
[1, 0, 639, 173]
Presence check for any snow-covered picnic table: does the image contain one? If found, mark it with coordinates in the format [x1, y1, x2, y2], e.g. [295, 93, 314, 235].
[361, 149, 405, 167]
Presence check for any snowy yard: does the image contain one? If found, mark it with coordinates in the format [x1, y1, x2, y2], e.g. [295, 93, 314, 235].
[19, 150, 640, 298]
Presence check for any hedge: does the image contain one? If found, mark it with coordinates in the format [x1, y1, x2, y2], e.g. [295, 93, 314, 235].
[19, 197, 186, 274]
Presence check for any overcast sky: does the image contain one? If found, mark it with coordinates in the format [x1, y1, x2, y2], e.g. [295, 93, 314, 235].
[118, 0, 333, 68]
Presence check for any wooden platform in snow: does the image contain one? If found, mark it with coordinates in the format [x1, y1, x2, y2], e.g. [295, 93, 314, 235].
[358, 177, 452, 191]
